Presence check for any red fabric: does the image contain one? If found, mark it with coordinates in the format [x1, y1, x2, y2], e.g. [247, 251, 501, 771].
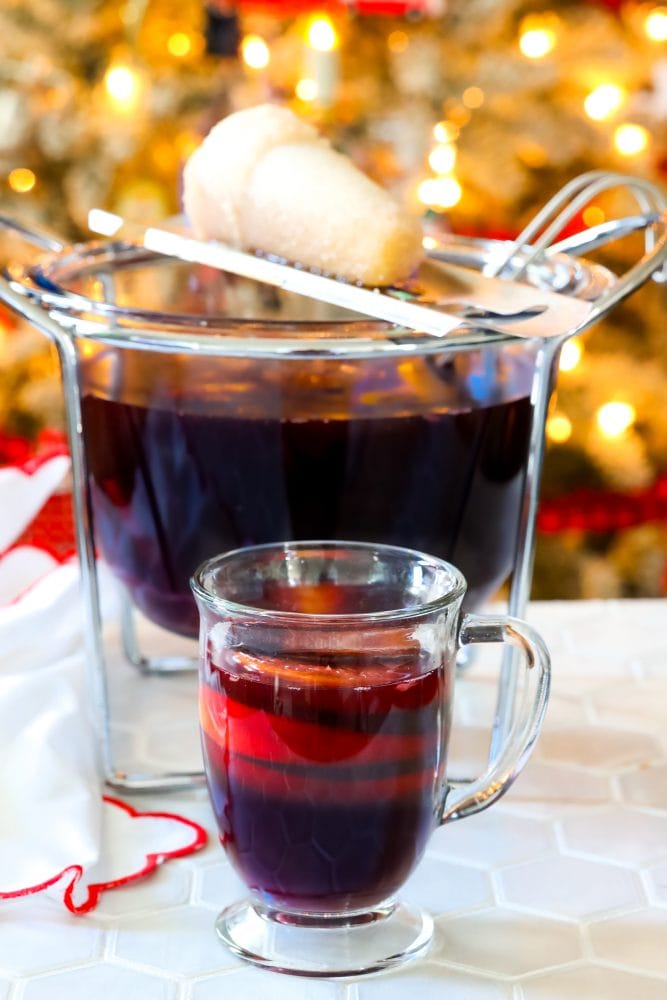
[14, 492, 76, 562]
[0, 428, 68, 469]
[0, 430, 75, 560]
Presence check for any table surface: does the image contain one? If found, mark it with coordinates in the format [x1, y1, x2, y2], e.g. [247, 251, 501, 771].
[3, 598, 667, 999]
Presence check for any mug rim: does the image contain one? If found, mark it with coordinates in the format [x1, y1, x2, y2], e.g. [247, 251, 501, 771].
[190, 539, 467, 625]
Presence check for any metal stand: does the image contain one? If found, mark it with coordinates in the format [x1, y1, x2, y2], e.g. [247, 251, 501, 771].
[486, 169, 667, 762]
[2, 171, 666, 792]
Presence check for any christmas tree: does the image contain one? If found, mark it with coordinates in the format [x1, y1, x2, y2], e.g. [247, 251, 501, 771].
[1, 0, 666, 597]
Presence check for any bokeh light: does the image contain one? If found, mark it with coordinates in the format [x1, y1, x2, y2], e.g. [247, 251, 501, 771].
[296, 78, 318, 101]
[584, 83, 626, 121]
[559, 338, 583, 372]
[306, 16, 338, 52]
[519, 27, 557, 59]
[546, 413, 573, 443]
[104, 64, 143, 112]
[582, 205, 606, 228]
[8, 167, 36, 194]
[428, 143, 457, 174]
[462, 86, 484, 109]
[645, 6, 667, 41]
[613, 123, 650, 156]
[433, 121, 459, 144]
[241, 34, 270, 70]
[417, 176, 462, 208]
[597, 401, 636, 438]
[388, 29, 409, 53]
[167, 32, 193, 58]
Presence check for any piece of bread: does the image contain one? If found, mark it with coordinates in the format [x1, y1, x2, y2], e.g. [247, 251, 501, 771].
[182, 103, 423, 286]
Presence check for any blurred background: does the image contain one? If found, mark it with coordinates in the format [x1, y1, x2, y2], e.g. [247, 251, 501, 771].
[1, 0, 666, 599]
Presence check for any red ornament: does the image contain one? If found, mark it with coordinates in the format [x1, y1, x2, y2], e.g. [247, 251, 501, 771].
[589, 0, 625, 11]
[538, 475, 667, 534]
[232, 0, 431, 14]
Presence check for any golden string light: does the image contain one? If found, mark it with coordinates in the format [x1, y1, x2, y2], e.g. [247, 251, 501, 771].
[597, 401, 636, 438]
[295, 78, 318, 101]
[306, 15, 338, 52]
[462, 86, 484, 110]
[8, 168, 36, 194]
[428, 143, 457, 174]
[103, 61, 145, 114]
[645, 6, 667, 41]
[433, 121, 459, 144]
[519, 26, 557, 59]
[584, 83, 626, 122]
[546, 413, 573, 444]
[387, 29, 409, 53]
[614, 123, 650, 157]
[167, 32, 193, 58]
[559, 338, 583, 372]
[417, 176, 462, 209]
[582, 205, 605, 228]
[241, 34, 270, 70]
[419, 119, 462, 210]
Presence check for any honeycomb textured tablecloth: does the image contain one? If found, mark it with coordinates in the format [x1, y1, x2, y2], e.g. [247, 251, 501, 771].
[3, 599, 667, 999]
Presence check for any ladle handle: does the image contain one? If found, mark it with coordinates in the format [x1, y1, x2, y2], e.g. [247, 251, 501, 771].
[440, 613, 551, 825]
[0, 214, 65, 253]
[0, 217, 70, 345]
[0, 272, 69, 348]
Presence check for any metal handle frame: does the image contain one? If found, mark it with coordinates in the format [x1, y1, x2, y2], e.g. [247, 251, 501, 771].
[2, 172, 666, 791]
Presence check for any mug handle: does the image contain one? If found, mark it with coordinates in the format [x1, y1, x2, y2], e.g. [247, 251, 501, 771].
[439, 613, 551, 825]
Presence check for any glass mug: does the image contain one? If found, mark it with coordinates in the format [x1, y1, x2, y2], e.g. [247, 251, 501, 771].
[191, 541, 550, 978]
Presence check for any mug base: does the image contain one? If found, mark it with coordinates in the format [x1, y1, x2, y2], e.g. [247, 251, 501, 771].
[215, 897, 434, 978]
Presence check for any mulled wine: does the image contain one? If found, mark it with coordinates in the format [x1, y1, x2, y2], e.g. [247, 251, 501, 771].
[199, 606, 446, 912]
[191, 540, 551, 971]
[80, 347, 535, 636]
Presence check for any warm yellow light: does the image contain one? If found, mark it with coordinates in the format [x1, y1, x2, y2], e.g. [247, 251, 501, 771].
[519, 28, 557, 59]
[645, 7, 667, 41]
[597, 401, 636, 438]
[306, 16, 338, 52]
[241, 34, 270, 70]
[151, 138, 178, 172]
[176, 130, 200, 160]
[8, 167, 36, 194]
[433, 121, 459, 144]
[584, 83, 626, 121]
[428, 143, 457, 175]
[518, 141, 548, 168]
[104, 64, 143, 110]
[388, 29, 409, 53]
[296, 77, 318, 101]
[614, 122, 650, 157]
[167, 32, 193, 58]
[546, 413, 573, 444]
[417, 176, 462, 209]
[559, 338, 583, 372]
[462, 86, 485, 109]
[583, 205, 606, 228]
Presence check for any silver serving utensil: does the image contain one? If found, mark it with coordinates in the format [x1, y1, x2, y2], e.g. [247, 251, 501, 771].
[442, 302, 549, 322]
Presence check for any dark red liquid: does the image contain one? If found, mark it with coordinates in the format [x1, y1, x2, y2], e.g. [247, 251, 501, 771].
[81, 380, 532, 635]
[200, 619, 447, 913]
